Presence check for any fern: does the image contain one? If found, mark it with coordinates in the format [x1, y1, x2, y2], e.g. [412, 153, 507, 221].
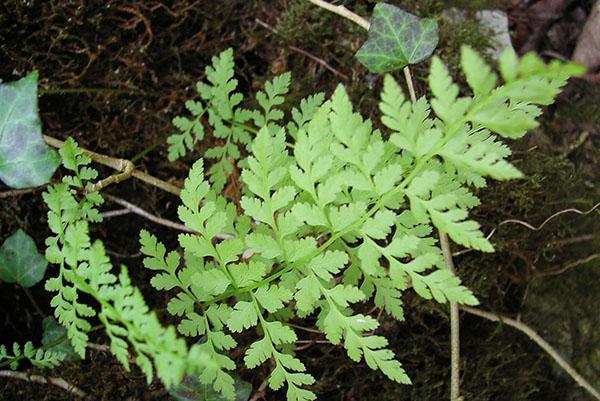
[43, 138, 211, 388]
[167, 49, 300, 193]
[146, 46, 583, 400]
[0, 342, 64, 370]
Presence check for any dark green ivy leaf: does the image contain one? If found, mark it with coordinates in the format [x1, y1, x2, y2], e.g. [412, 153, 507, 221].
[0, 71, 60, 188]
[41, 316, 81, 362]
[169, 373, 251, 401]
[356, 3, 439, 73]
[0, 229, 48, 287]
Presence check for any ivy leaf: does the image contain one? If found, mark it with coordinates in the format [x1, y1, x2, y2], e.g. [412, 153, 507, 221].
[41, 317, 81, 362]
[0, 72, 60, 188]
[169, 373, 252, 401]
[0, 229, 48, 287]
[356, 4, 439, 73]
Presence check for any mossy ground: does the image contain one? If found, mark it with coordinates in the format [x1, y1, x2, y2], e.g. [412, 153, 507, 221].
[0, 1, 598, 400]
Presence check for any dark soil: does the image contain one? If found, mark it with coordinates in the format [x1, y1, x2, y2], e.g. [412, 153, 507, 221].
[1, 1, 598, 401]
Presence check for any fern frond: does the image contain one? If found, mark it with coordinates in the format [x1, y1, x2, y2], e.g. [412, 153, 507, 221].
[148, 46, 582, 401]
[0, 341, 65, 370]
[44, 139, 209, 390]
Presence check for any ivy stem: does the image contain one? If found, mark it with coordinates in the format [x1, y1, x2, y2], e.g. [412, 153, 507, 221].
[307, 0, 371, 30]
[403, 67, 417, 103]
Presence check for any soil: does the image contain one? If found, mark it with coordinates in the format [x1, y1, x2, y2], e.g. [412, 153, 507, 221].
[0, 1, 598, 401]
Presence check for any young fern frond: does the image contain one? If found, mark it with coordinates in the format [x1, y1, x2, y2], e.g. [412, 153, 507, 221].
[144, 46, 583, 401]
[168, 49, 294, 193]
[43, 138, 211, 389]
[0, 342, 64, 370]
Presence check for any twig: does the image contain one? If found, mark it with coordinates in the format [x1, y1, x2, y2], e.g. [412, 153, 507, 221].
[307, 0, 371, 30]
[440, 232, 461, 401]
[537, 253, 600, 277]
[289, 45, 350, 81]
[99, 208, 131, 218]
[461, 306, 600, 400]
[43, 135, 181, 196]
[86, 343, 110, 353]
[452, 203, 599, 257]
[0, 188, 43, 199]
[553, 233, 596, 247]
[23, 288, 45, 318]
[560, 131, 589, 159]
[254, 18, 349, 81]
[498, 201, 600, 231]
[103, 194, 235, 241]
[0, 370, 88, 398]
[249, 377, 270, 401]
[103, 194, 193, 233]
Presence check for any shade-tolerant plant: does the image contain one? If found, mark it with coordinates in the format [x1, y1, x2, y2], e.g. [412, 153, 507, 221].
[147, 45, 583, 401]
[0, 71, 59, 188]
[0, 4, 586, 401]
[39, 138, 211, 387]
[355, 3, 439, 72]
[0, 229, 48, 287]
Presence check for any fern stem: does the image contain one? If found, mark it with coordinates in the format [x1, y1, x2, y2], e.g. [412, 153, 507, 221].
[202, 150, 431, 308]
[228, 119, 259, 134]
[0, 324, 104, 370]
[404, 57, 462, 399]
[440, 232, 461, 401]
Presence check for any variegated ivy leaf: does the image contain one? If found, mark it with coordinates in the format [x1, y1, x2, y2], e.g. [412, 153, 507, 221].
[0, 72, 60, 188]
[356, 3, 439, 73]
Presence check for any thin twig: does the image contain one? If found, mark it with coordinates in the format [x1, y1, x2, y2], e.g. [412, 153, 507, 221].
[103, 194, 235, 241]
[498, 201, 600, 231]
[0, 188, 43, 198]
[103, 194, 193, 233]
[307, 0, 371, 30]
[43, 135, 181, 196]
[0, 370, 88, 398]
[461, 306, 600, 400]
[560, 131, 589, 159]
[452, 203, 599, 257]
[254, 18, 349, 81]
[23, 288, 45, 318]
[289, 45, 350, 81]
[397, 44, 457, 399]
[537, 253, 600, 277]
[249, 377, 270, 401]
[99, 208, 131, 218]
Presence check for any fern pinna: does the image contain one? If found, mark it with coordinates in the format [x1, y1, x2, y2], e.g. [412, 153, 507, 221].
[43, 139, 211, 388]
[138, 46, 583, 401]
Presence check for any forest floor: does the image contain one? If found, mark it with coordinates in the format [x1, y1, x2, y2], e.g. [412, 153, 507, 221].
[0, 1, 598, 400]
